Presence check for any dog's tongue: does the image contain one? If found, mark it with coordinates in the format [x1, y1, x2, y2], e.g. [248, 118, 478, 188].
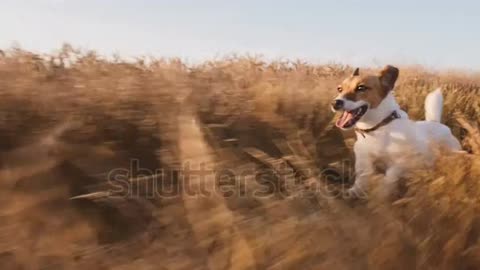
[336, 111, 354, 128]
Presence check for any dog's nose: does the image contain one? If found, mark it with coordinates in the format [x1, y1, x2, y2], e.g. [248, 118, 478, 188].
[331, 99, 344, 111]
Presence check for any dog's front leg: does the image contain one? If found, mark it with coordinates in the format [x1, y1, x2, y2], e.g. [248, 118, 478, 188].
[346, 156, 373, 199]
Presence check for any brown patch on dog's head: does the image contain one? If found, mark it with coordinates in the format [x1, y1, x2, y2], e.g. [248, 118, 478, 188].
[336, 65, 399, 108]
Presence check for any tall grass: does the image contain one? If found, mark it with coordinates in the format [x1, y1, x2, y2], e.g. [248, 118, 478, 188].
[1, 45, 480, 269]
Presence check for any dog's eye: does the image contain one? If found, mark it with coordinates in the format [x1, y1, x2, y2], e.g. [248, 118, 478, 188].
[337, 86, 343, 93]
[356, 85, 368, 92]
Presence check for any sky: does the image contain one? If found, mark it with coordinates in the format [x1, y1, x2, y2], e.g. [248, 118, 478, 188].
[1, 0, 480, 70]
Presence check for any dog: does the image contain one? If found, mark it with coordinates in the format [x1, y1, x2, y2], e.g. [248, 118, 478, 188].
[331, 65, 461, 198]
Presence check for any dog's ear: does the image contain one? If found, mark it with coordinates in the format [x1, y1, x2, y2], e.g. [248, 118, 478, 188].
[379, 65, 399, 92]
[352, 67, 360, 76]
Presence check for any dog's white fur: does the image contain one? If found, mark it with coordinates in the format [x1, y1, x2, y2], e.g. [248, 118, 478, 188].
[342, 87, 461, 198]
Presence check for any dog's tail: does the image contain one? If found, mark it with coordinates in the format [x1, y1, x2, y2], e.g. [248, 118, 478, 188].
[425, 88, 443, 122]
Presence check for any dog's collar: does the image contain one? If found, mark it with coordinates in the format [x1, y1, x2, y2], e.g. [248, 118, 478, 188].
[355, 111, 401, 138]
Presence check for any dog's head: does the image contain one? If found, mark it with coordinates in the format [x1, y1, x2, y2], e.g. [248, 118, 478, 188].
[331, 65, 399, 129]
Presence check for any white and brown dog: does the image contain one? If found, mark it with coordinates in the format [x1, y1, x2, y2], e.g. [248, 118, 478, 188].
[332, 65, 461, 198]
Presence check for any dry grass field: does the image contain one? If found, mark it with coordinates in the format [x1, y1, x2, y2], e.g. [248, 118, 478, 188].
[1, 45, 480, 270]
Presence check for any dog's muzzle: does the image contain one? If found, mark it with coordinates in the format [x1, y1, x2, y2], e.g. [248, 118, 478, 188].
[331, 99, 344, 111]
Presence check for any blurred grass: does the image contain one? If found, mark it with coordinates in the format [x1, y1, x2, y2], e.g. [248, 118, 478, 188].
[1, 45, 480, 269]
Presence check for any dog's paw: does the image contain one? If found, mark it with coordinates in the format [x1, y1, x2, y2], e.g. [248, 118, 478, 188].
[343, 186, 368, 201]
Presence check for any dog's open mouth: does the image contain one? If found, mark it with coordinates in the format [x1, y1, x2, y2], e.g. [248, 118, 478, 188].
[335, 105, 368, 129]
